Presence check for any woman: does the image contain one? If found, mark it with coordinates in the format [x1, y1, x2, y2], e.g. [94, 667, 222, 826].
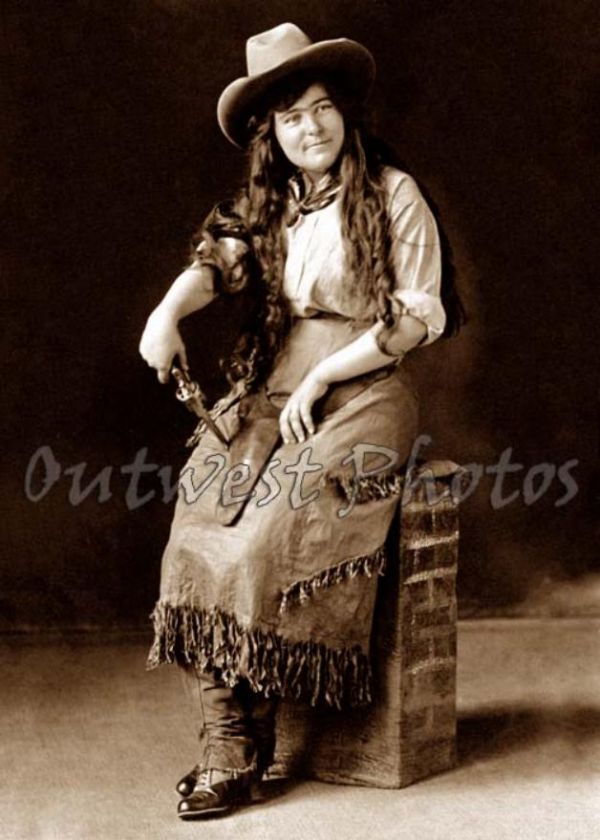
[139, 23, 462, 820]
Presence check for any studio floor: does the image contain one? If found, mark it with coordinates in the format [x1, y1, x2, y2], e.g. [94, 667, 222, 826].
[1, 619, 598, 840]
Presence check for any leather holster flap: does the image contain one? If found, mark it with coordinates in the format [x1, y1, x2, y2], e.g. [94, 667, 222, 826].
[214, 391, 282, 527]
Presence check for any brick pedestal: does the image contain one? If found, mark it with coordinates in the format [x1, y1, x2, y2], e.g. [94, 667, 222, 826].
[272, 460, 462, 788]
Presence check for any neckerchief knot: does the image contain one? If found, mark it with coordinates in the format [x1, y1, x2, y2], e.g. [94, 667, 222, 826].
[285, 171, 341, 226]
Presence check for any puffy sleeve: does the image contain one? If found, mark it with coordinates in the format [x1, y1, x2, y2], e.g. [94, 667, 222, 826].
[374, 170, 446, 351]
[191, 199, 255, 296]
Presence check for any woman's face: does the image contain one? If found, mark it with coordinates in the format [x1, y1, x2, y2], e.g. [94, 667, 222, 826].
[273, 82, 345, 183]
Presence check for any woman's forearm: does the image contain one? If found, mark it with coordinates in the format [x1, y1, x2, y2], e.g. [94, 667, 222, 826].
[313, 315, 427, 385]
[155, 263, 217, 321]
[140, 263, 218, 382]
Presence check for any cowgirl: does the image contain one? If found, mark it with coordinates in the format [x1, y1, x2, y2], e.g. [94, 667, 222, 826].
[139, 22, 462, 819]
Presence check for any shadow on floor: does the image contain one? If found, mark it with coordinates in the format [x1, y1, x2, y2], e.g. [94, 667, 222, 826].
[457, 705, 600, 768]
[253, 776, 302, 804]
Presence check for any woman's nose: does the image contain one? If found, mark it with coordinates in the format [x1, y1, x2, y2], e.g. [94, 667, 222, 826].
[304, 113, 323, 134]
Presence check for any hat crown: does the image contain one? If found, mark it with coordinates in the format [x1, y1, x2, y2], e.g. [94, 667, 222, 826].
[218, 23, 375, 147]
[246, 23, 313, 77]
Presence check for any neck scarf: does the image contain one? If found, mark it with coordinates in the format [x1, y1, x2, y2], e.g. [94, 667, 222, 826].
[285, 171, 341, 226]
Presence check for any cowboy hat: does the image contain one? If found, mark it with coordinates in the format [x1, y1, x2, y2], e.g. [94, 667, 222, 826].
[217, 23, 375, 148]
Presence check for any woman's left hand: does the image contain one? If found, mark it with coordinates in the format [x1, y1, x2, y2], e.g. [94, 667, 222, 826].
[279, 371, 329, 444]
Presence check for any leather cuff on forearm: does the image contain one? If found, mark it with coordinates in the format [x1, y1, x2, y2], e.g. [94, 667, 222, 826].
[371, 321, 407, 359]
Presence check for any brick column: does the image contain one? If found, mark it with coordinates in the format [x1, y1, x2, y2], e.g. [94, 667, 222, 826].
[273, 460, 462, 788]
[394, 460, 460, 784]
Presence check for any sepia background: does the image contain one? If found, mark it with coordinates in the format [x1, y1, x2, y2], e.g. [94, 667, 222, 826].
[3, 3, 599, 839]
[3, 0, 598, 628]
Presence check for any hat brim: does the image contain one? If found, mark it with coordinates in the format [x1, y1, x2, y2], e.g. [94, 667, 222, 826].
[217, 38, 375, 148]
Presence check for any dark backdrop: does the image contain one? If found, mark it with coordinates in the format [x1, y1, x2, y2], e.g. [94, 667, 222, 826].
[3, 0, 598, 629]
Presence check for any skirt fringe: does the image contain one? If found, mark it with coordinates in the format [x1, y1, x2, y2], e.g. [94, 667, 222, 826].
[147, 601, 373, 709]
[279, 544, 387, 613]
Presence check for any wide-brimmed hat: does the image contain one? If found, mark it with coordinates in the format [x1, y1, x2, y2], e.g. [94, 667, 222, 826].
[217, 23, 375, 149]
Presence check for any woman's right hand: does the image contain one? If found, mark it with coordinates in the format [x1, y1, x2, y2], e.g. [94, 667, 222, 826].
[139, 306, 188, 384]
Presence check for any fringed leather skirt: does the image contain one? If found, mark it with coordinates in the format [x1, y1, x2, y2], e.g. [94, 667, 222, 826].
[147, 316, 419, 708]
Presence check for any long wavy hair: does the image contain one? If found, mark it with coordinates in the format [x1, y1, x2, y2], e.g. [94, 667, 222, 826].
[222, 71, 465, 391]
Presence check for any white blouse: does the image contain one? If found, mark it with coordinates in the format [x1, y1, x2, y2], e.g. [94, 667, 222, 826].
[194, 166, 446, 348]
[282, 167, 446, 346]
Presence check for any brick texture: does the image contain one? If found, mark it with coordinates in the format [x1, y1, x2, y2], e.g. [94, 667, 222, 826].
[272, 460, 461, 788]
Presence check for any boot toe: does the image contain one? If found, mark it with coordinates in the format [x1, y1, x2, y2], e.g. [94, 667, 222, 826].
[175, 767, 200, 797]
[177, 789, 231, 820]
[177, 773, 252, 820]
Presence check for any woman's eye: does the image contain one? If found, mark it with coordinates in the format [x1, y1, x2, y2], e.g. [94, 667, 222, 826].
[316, 102, 333, 113]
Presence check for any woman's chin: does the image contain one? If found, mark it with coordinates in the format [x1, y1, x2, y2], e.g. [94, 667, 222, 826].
[302, 156, 336, 180]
